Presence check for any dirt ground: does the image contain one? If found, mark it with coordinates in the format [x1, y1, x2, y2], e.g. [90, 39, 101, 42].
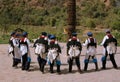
[0, 43, 120, 82]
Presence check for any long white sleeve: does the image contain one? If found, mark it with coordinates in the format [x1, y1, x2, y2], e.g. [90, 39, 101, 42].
[26, 38, 31, 57]
[26, 38, 30, 46]
[100, 35, 108, 46]
[83, 39, 89, 46]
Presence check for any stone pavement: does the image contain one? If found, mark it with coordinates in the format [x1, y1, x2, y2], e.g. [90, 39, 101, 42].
[0, 43, 120, 82]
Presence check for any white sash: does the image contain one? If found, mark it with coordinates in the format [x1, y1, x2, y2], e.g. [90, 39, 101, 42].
[20, 44, 28, 56]
[47, 48, 58, 63]
[86, 46, 96, 56]
[68, 46, 80, 58]
[14, 46, 21, 59]
[35, 43, 45, 55]
[106, 42, 117, 54]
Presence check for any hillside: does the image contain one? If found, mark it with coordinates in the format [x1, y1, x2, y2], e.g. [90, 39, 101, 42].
[0, 0, 120, 29]
[0, 0, 120, 44]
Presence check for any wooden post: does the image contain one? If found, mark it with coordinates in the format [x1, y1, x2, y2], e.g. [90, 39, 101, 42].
[67, 0, 76, 39]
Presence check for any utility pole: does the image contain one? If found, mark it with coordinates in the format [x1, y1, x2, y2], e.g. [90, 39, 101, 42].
[67, 0, 76, 39]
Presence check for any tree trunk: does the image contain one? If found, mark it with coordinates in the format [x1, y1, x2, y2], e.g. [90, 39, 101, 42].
[67, 0, 76, 39]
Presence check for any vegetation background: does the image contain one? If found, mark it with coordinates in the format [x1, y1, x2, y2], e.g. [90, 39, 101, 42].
[0, 0, 120, 44]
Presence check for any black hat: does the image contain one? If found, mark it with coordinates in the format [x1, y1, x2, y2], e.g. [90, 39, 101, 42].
[72, 32, 77, 36]
[87, 32, 93, 36]
[48, 34, 52, 39]
[22, 32, 28, 37]
[10, 31, 16, 36]
[50, 35, 56, 39]
[41, 32, 47, 36]
[15, 33, 21, 37]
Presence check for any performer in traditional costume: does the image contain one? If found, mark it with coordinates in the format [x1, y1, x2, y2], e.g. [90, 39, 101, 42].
[100, 29, 118, 69]
[12, 33, 21, 67]
[8, 31, 15, 55]
[83, 32, 98, 71]
[47, 35, 61, 73]
[20, 32, 31, 71]
[8, 31, 16, 67]
[33, 32, 48, 73]
[67, 32, 82, 73]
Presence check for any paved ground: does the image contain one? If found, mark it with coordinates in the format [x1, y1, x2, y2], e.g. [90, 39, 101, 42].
[0, 43, 120, 82]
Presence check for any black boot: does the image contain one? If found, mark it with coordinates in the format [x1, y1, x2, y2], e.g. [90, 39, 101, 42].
[22, 63, 25, 70]
[77, 65, 82, 73]
[101, 60, 106, 69]
[50, 63, 54, 73]
[94, 62, 98, 71]
[110, 54, 118, 69]
[68, 58, 73, 72]
[101, 50, 108, 69]
[69, 64, 72, 72]
[41, 64, 45, 73]
[84, 63, 88, 71]
[41, 59, 47, 73]
[57, 65, 61, 73]
[101, 55, 107, 70]
[76, 57, 82, 73]
[12, 58, 16, 67]
[25, 62, 30, 71]
[37, 56, 41, 71]
[13, 58, 20, 68]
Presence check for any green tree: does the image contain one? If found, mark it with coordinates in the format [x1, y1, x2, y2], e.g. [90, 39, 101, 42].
[0, 0, 14, 33]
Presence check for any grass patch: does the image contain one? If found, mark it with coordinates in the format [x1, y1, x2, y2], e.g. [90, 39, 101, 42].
[0, 25, 120, 46]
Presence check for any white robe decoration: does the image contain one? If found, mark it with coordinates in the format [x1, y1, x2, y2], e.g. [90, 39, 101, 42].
[86, 46, 96, 57]
[85, 46, 97, 62]
[14, 46, 21, 59]
[34, 43, 46, 59]
[47, 48, 59, 63]
[106, 42, 117, 55]
[20, 44, 28, 56]
[20, 38, 30, 57]
[68, 45, 80, 58]
[13, 38, 21, 59]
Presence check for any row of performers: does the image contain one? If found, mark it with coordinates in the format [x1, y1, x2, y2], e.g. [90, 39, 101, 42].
[8, 30, 118, 74]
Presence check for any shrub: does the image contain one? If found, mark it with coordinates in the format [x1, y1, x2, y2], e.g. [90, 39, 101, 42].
[85, 19, 96, 28]
[49, 17, 56, 27]
[34, 16, 44, 26]
[110, 19, 120, 31]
